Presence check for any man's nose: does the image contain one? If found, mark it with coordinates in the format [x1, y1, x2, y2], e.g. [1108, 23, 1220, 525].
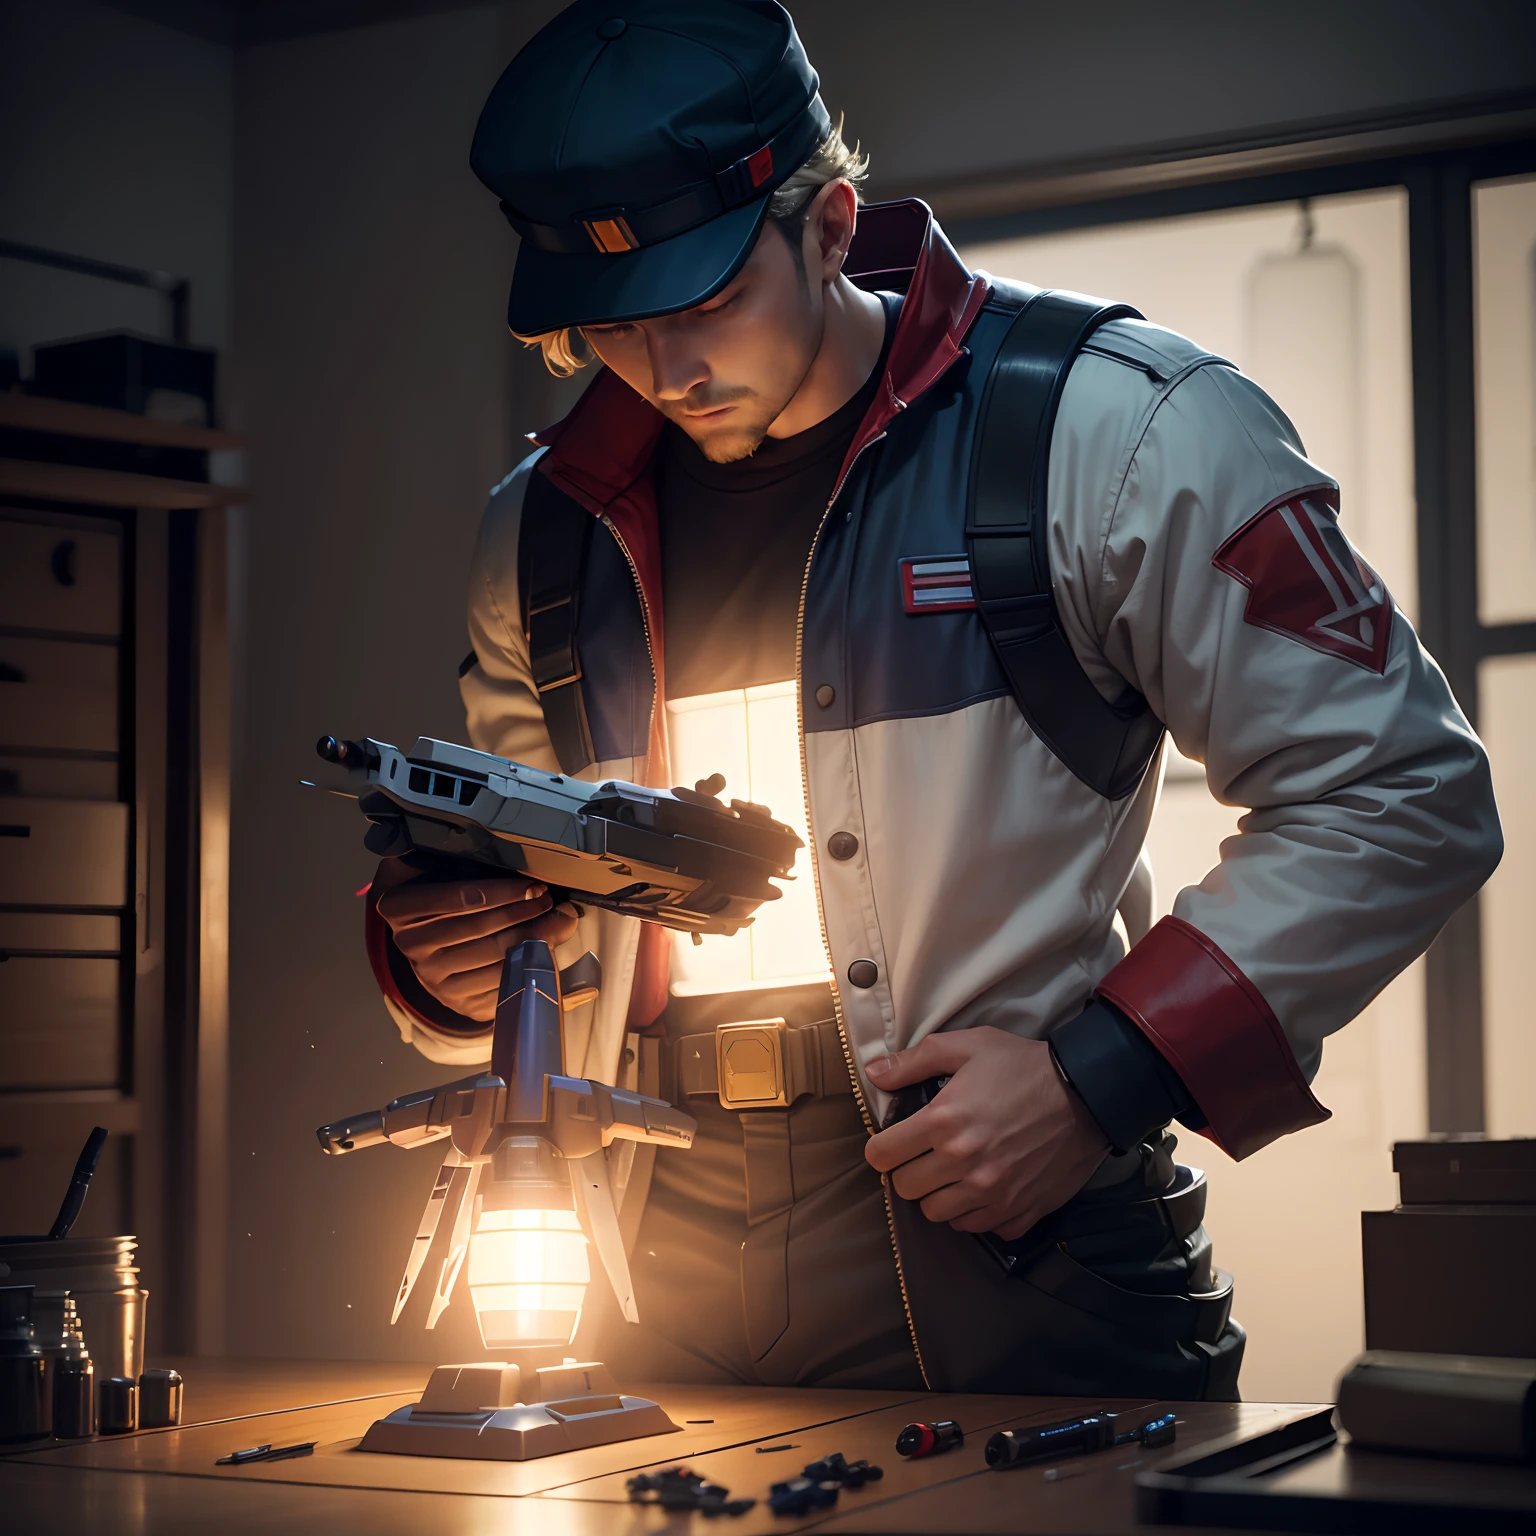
[645, 328, 710, 402]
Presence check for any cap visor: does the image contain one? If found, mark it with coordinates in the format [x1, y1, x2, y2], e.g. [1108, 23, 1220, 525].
[507, 195, 771, 335]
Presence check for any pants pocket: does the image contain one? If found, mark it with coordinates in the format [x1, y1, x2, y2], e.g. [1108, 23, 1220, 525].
[1021, 1241, 1234, 1347]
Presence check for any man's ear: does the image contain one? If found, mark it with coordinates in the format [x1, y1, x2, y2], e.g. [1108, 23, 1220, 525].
[802, 179, 858, 288]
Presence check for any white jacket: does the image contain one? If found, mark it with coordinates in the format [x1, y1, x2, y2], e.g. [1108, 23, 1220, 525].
[373, 203, 1500, 1171]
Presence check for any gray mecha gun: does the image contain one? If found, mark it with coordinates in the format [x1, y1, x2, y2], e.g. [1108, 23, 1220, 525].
[316, 938, 697, 1334]
[310, 733, 802, 936]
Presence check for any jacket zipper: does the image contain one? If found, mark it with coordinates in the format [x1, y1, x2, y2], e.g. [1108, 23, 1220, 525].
[605, 467, 931, 1390]
[598, 513, 660, 777]
[793, 424, 932, 1391]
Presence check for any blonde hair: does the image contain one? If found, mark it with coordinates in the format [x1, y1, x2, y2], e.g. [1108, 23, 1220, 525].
[517, 116, 870, 377]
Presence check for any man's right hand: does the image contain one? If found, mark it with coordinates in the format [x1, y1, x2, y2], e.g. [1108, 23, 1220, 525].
[375, 872, 579, 1022]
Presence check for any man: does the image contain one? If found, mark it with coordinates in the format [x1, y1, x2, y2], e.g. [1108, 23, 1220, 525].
[367, 0, 1501, 1397]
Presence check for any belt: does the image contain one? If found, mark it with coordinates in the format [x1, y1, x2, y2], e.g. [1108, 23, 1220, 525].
[665, 1018, 855, 1110]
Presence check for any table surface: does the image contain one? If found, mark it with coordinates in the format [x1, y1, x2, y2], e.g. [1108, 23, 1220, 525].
[0, 1356, 1322, 1535]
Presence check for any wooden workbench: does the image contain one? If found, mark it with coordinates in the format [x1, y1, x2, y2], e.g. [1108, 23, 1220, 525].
[0, 1358, 1330, 1535]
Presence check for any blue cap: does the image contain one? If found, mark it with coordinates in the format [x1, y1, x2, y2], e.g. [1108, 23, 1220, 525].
[471, 0, 829, 334]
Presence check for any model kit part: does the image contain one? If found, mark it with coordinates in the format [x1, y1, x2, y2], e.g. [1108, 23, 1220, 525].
[312, 734, 801, 936]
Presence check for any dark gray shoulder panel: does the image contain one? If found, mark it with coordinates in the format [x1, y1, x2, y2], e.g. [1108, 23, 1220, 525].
[578, 519, 653, 762]
[520, 469, 653, 764]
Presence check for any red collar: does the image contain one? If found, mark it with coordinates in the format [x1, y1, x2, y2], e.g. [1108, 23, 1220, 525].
[834, 199, 988, 496]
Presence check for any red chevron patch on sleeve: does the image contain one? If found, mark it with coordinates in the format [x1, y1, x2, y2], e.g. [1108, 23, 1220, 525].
[1213, 488, 1392, 674]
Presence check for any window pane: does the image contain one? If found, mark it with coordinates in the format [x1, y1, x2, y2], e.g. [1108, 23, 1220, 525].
[1478, 654, 1536, 1136]
[962, 189, 1420, 1405]
[1474, 174, 1536, 623]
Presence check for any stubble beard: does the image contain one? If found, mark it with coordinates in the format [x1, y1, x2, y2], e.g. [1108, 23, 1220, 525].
[663, 389, 780, 464]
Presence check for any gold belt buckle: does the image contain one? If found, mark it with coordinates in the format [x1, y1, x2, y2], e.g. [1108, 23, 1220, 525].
[716, 1019, 798, 1110]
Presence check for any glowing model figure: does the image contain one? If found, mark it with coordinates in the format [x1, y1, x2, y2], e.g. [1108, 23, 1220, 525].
[315, 935, 699, 1459]
[318, 936, 696, 1349]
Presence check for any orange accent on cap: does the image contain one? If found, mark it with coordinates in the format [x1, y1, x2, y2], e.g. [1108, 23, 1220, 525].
[747, 145, 774, 188]
[583, 216, 638, 253]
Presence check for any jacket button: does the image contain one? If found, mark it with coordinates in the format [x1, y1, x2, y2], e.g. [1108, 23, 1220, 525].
[847, 959, 878, 989]
[814, 684, 835, 708]
[827, 831, 859, 860]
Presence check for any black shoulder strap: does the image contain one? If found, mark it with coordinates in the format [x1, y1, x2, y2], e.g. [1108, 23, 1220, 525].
[966, 289, 1165, 801]
[518, 470, 596, 775]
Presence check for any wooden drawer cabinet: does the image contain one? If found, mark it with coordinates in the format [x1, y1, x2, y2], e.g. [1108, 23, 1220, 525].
[0, 756, 118, 799]
[0, 393, 241, 1352]
[0, 798, 129, 907]
[0, 637, 118, 753]
[0, 514, 121, 638]
[0, 954, 120, 1089]
[0, 911, 121, 953]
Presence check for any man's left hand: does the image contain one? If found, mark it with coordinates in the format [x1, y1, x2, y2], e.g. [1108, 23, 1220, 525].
[864, 1028, 1108, 1241]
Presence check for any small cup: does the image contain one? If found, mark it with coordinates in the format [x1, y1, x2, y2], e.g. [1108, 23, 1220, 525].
[98, 1375, 138, 1435]
[52, 1358, 95, 1438]
[138, 1367, 183, 1429]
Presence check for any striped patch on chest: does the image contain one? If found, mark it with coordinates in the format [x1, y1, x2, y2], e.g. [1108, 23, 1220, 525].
[900, 554, 976, 614]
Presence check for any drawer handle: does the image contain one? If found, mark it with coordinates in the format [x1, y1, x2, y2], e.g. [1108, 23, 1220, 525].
[0, 824, 31, 837]
[51, 539, 78, 586]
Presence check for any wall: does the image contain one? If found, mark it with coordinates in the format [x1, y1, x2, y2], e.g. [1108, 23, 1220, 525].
[1472, 173, 1536, 1140]
[0, 0, 233, 363]
[794, 0, 1536, 198]
[223, 0, 575, 1362]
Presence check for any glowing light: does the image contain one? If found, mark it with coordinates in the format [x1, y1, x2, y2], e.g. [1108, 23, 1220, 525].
[467, 1207, 589, 1349]
[667, 681, 831, 995]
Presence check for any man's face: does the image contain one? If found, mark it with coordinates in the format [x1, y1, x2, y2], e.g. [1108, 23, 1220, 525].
[582, 217, 824, 463]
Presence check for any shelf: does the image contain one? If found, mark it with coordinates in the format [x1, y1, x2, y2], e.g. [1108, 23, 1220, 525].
[0, 392, 244, 451]
[0, 458, 247, 511]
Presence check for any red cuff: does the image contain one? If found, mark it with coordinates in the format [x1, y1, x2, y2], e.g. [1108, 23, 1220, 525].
[1095, 916, 1329, 1160]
